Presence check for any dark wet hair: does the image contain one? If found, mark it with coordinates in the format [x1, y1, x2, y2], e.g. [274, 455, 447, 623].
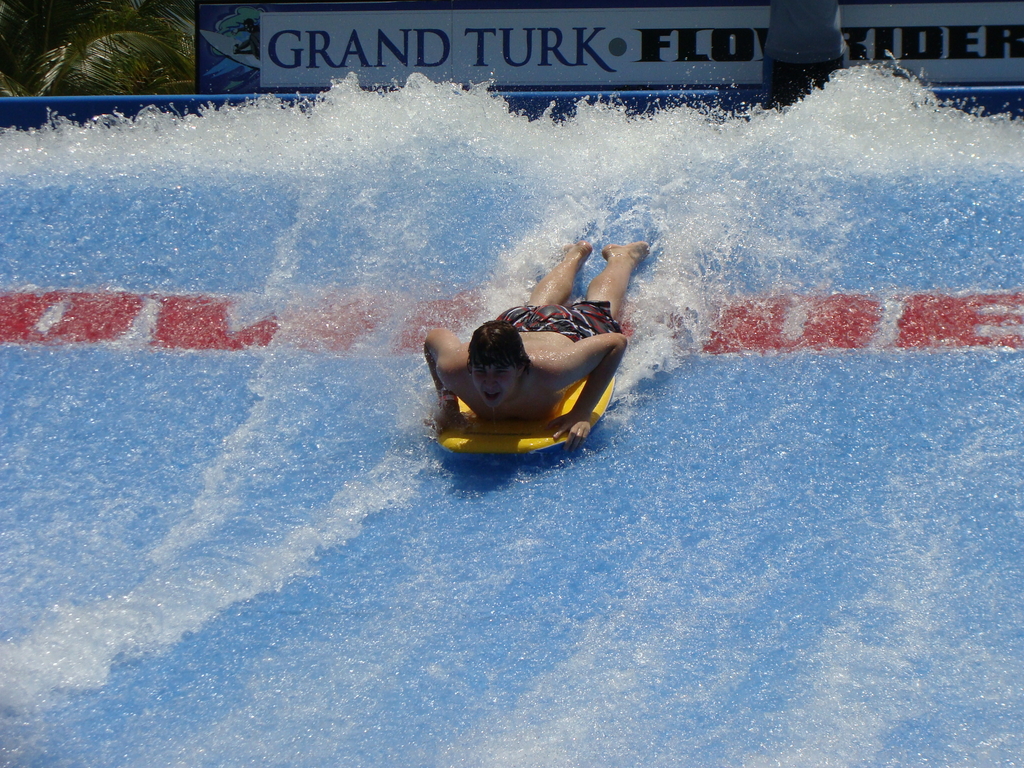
[467, 320, 531, 372]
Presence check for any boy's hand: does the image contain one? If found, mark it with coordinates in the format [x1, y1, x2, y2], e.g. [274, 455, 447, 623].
[432, 401, 470, 433]
[548, 411, 592, 451]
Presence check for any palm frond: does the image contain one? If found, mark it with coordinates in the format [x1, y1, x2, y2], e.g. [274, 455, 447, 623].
[1, 0, 195, 95]
[0, 68, 31, 96]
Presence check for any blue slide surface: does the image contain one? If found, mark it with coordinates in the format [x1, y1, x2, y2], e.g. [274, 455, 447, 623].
[3, 70, 1024, 766]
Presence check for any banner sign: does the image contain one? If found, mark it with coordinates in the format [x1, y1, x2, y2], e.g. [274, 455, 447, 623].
[196, 1, 1024, 94]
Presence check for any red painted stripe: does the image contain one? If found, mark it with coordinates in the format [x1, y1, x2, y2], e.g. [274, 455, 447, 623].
[393, 291, 484, 352]
[152, 296, 278, 351]
[800, 295, 883, 350]
[276, 293, 388, 352]
[2, 290, 1024, 354]
[52, 293, 145, 343]
[704, 294, 884, 353]
[0, 291, 145, 344]
[897, 293, 1024, 349]
[704, 296, 789, 354]
[0, 292, 57, 342]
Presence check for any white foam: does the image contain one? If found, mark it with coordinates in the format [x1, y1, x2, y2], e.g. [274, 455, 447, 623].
[742, 409, 1024, 768]
[0, 449, 427, 713]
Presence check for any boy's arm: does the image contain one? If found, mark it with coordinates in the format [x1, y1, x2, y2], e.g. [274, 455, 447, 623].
[424, 329, 468, 430]
[547, 333, 627, 450]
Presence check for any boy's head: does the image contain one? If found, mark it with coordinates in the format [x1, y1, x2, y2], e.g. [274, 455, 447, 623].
[467, 320, 531, 373]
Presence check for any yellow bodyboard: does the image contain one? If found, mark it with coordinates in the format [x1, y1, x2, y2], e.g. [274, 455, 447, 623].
[437, 377, 614, 454]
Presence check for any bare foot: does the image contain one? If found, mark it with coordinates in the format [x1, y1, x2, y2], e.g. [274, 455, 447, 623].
[562, 240, 593, 265]
[601, 241, 649, 264]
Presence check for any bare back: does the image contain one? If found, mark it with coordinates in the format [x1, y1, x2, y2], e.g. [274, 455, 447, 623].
[427, 328, 627, 421]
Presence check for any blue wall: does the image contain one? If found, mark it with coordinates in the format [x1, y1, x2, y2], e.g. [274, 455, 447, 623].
[2, 85, 1024, 130]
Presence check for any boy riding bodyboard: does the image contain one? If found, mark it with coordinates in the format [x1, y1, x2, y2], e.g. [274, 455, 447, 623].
[424, 241, 648, 451]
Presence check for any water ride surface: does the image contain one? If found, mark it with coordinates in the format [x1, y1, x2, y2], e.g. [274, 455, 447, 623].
[3, 70, 1024, 766]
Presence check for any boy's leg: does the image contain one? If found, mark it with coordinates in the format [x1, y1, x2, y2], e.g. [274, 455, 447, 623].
[528, 241, 592, 306]
[584, 242, 649, 321]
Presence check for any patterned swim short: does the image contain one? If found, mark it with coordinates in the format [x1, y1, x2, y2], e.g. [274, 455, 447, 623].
[494, 301, 622, 342]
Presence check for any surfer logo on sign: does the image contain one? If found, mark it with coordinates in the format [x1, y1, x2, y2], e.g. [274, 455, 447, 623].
[233, 18, 260, 58]
[201, 7, 262, 72]
[424, 241, 648, 452]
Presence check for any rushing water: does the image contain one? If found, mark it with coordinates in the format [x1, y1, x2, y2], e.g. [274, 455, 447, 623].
[2, 69, 1024, 766]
